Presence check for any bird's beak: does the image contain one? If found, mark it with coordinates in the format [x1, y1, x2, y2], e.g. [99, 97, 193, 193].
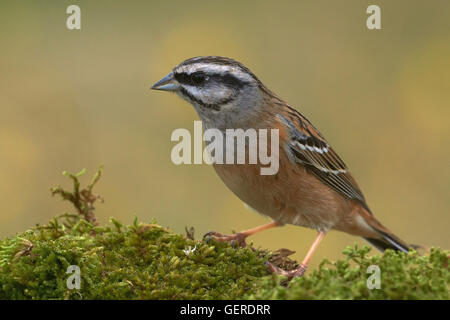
[151, 72, 180, 91]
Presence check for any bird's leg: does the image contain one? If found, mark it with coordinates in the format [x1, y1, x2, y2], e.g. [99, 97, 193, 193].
[203, 221, 281, 247]
[266, 231, 326, 278]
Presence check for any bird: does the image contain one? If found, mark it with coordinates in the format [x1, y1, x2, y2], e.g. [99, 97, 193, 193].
[151, 56, 412, 278]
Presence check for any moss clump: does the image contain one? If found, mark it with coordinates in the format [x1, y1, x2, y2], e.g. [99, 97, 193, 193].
[0, 168, 448, 299]
[0, 217, 448, 300]
[252, 246, 449, 300]
[0, 216, 271, 299]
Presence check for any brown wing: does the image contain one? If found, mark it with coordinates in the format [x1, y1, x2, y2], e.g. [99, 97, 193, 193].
[278, 106, 371, 213]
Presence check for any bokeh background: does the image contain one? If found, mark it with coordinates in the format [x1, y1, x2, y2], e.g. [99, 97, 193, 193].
[0, 0, 449, 268]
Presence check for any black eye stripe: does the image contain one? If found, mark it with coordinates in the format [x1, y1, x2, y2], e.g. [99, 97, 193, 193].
[173, 72, 190, 84]
[210, 74, 246, 89]
[191, 72, 206, 85]
[174, 71, 247, 89]
[174, 71, 205, 85]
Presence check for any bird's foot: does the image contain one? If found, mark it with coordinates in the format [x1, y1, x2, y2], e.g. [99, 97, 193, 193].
[203, 231, 247, 247]
[265, 261, 307, 279]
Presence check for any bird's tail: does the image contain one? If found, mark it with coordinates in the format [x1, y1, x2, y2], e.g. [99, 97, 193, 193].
[362, 212, 412, 253]
[364, 232, 411, 253]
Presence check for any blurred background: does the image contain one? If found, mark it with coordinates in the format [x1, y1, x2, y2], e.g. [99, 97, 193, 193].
[0, 0, 448, 268]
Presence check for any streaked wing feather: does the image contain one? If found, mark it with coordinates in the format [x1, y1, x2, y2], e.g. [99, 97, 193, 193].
[278, 108, 371, 213]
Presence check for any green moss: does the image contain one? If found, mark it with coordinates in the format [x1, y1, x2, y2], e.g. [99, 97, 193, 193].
[0, 168, 448, 299]
[251, 246, 449, 300]
[0, 217, 448, 299]
[0, 216, 269, 299]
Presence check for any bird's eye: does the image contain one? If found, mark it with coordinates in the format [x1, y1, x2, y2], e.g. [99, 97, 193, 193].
[190, 72, 206, 85]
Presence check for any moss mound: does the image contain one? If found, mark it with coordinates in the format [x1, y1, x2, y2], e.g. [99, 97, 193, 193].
[0, 217, 448, 300]
[0, 168, 448, 299]
[0, 216, 271, 299]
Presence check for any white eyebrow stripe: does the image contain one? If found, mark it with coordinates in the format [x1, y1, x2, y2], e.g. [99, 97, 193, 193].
[176, 63, 254, 83]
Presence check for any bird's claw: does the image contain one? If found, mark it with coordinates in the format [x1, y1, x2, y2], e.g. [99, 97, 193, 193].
[203, 231, 247, 247]
[265, 261, 307, 279]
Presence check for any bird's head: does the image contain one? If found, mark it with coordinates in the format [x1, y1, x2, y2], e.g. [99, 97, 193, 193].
[151, 56, 274, 129]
